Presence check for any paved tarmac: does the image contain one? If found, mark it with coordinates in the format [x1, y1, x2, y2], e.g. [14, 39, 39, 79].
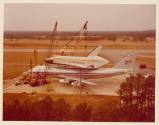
[3, 74, 129, 95]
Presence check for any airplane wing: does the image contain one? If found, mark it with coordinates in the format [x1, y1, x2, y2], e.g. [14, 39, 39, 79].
[59, 75, 97, 86]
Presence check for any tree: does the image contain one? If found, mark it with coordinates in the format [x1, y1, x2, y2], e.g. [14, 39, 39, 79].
[30, 96, 54, 121]
[20, 100, 31, 120]
[4, 99, 22, 120]
[117, 74, 155, 121]
[140, 75, 155, 121]
[92, 102, 120, 122]
[53, 98, 71, 121]
[73, 103, 92, 121]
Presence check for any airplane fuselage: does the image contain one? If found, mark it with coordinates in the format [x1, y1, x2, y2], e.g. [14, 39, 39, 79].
[32, 66, 129, 79]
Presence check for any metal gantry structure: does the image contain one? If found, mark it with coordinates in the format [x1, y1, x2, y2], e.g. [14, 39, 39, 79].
[53, 21, 88, 57]
[48, 21, 58, 57]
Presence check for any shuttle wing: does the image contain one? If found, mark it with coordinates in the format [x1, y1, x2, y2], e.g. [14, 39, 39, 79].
[61, 63, 95, 69]
[62, 63, 89, 69]
[59, 75, 97, 86]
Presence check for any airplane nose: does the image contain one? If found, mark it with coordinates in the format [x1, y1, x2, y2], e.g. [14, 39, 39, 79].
[45, 59, 53, 63]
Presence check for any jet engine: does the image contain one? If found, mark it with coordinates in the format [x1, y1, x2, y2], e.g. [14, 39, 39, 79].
[59, 79, 81, 86]
[71, 81, 81, 86]
[58, 79, 70, 84]
[87, 65, 95, 70]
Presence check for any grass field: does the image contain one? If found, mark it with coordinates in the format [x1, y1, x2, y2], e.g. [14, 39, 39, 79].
[4, 39, 155, 50]
[3, 51, 155, 80]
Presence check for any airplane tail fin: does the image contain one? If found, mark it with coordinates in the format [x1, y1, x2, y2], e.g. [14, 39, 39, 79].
[113, 54, 135, 69]
[88, 46, 102, 57]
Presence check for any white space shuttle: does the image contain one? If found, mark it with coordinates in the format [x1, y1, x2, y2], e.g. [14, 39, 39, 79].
[45, 46, 109, 69]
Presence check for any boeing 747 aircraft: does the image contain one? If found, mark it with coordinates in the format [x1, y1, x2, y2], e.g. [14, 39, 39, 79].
[33, 54, 135, 86]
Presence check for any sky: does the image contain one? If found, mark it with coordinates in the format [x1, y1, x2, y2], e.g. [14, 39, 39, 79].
[4, 3, 156, 31]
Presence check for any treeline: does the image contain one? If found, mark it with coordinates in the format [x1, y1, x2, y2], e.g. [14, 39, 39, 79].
[4, 35, 154, 42]
[3, 74, 155, 121]
[3, 97, 119, 121]
[4, 30, 155, 41]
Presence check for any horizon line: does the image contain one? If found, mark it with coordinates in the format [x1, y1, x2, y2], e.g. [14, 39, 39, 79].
[4, 29, 156, 32]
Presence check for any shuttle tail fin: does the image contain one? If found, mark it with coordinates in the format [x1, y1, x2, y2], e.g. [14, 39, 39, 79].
[113, 54, 135, 69]
[88, 46, 102, 57]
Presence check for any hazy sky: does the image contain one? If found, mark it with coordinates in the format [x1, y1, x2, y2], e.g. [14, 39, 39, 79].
[4, 4, 156, 31]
